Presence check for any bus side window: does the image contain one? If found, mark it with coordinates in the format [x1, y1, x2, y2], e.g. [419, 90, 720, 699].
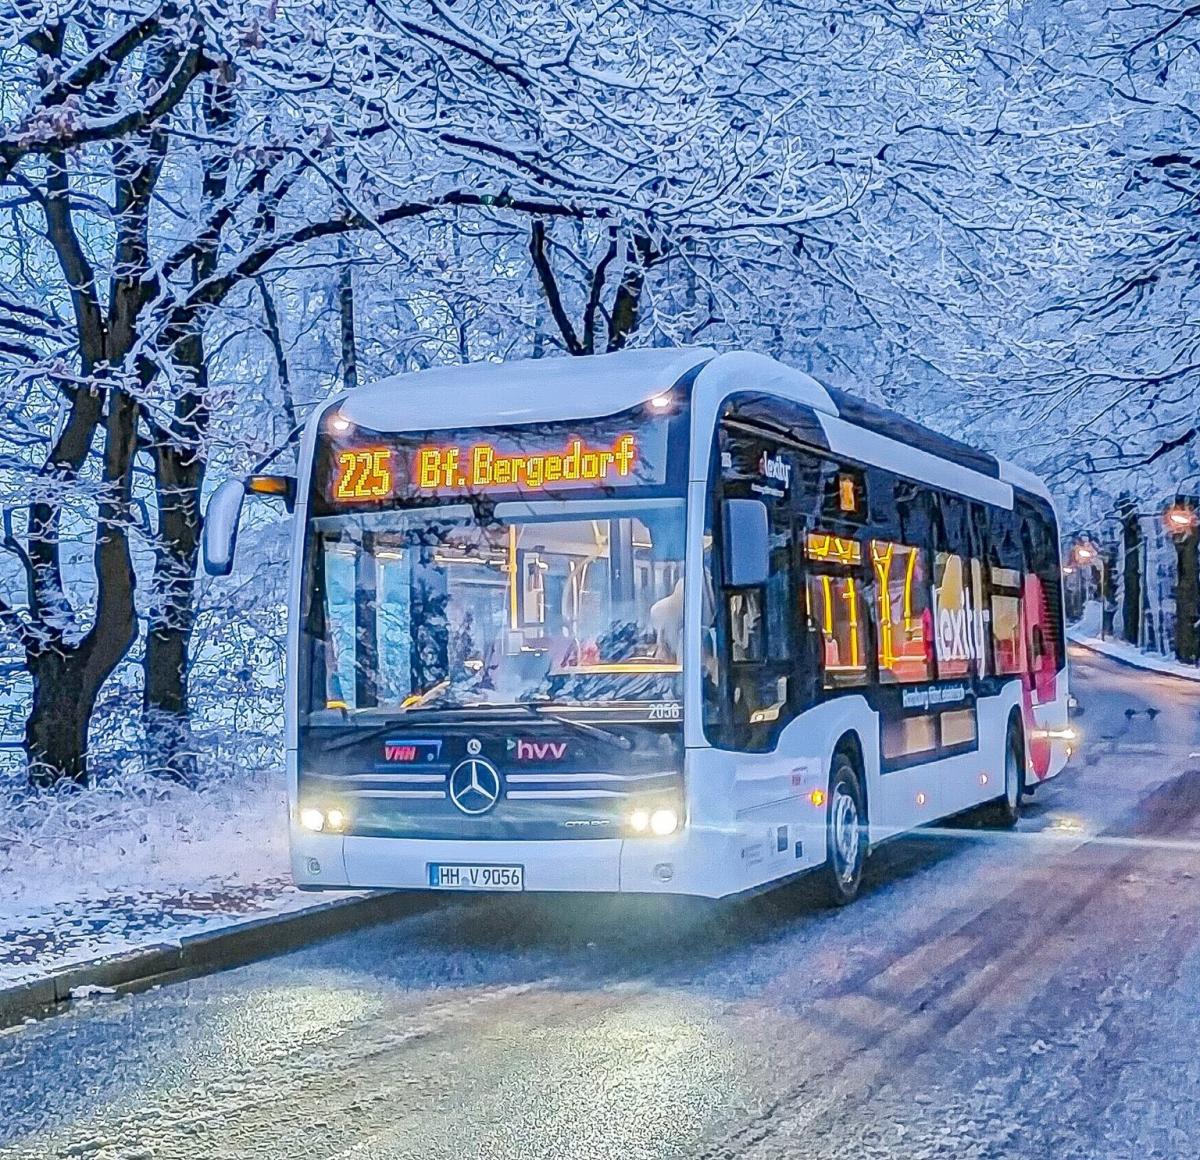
[700, 526, 730, 741]
[729, 588, 765, 663]
[806, 567, 870, 688]
[707, 427, 806, 748]
[930, 492, 981, 681]
[1023, 572, 1056, 702]
[701, 534, 720, 687]
[726, 503, 799, 734]
[932, 550, 972, 680]
[871, 540, 934, 684]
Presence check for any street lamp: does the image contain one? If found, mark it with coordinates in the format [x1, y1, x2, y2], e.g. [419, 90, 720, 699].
[1072, 541, 1106, 640]
[1165, 504, 1198, 536]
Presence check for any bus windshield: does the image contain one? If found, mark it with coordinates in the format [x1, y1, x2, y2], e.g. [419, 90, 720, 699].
[303, 500, 686, 719]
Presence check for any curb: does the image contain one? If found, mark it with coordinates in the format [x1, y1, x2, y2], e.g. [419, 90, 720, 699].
[0, 889, 421, 1029]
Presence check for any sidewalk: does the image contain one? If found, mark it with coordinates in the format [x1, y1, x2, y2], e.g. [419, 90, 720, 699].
[1067, 626, 1200, 683]
[0, 766, 408, 1024]
[0, 876, 351, 990]
[0, 880, 415, 1026]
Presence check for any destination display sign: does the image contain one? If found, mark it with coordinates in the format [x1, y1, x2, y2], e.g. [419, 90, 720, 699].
[313, 404, 680, 513]
[413, 434, 638, 492]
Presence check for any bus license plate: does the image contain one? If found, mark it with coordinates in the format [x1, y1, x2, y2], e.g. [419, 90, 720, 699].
[428, 863, 525, 891]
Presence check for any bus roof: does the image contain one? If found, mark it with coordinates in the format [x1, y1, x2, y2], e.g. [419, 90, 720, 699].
[338, 346, 717, 431]
[326, 346, 1052, 507]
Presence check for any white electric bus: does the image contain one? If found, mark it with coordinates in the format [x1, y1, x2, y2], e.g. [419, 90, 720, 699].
[203, 347, 1070, 903]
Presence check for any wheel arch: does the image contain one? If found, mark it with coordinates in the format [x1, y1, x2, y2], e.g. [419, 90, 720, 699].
[832, 730, 868, 821]
[1007, 705, 1028, 792]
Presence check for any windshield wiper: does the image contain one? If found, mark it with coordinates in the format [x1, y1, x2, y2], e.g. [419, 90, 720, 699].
[318, 717, 419, 751]
[519, 704, 634, 752]
[312, 699, 522, 751]
[315, 702, 635, 753]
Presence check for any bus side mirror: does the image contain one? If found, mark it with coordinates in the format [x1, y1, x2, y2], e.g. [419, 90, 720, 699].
[723, 498, 769, 587]
[202, 478, 247, 576]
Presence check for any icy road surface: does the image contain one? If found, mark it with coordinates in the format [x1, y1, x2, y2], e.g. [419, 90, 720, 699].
[3, 648, 1200, 1159]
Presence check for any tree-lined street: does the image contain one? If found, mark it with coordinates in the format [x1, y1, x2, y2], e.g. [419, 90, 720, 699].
[5, 4, 1200, 1156]
[4, 1, 1200, 788]
[3, 648, 1199, 1159]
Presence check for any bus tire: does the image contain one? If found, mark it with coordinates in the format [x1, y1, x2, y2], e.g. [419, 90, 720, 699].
[981, 720, 1024, 830]
[816, 749, 867, 907]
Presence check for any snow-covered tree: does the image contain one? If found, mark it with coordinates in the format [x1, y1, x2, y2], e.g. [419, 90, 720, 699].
[5, 0, 1188, 784]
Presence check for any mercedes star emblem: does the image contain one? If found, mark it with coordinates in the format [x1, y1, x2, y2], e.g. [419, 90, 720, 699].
[448, 757, 502, 816]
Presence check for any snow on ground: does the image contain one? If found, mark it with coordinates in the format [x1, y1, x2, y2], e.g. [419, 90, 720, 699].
[1068, 600, 1200, 682]
[1072, 598, 1104, 639]
[0, 764, 338, 989]
[2, 649, 1192, 1160]
[1068, 630, 1200, 682]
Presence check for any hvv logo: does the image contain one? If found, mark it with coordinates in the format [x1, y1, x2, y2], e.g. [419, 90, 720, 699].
[509, 738, 568, 761]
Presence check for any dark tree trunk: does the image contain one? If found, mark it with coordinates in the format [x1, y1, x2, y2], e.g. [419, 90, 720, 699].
[527, 224, 659, 357]
[336, 157, 359, 389]
[1101, 546, 1117, 639]
[143, 441, 204, 783]
[23, 373, 141, 785]
[137, 68, 229, 784]
[1119, 500, 1141, 645]
[25, 650, 97, 785]
[338, 242, 358, 390]
[1176, 523, 1199, 664]
[25, 385, 140, 784]
[17, 25, 184, 785]
[139, 302, 208, 785]
[257, 276, 297, 431]
[607, 234, 656, 352]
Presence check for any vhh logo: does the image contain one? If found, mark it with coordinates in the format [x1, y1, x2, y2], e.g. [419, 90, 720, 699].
[515, 739, 567, 762]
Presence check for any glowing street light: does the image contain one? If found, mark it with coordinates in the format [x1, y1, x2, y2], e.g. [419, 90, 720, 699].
[1165, 504, 1198, 536]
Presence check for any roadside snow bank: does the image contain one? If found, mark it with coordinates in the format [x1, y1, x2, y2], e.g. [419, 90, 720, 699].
[0, 767, 290, 907]
[0, 767, 323, 989]
[1067, 627, 1200, 683]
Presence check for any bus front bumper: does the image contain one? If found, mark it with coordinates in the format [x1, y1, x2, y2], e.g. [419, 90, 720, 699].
[290, 826, 739, 899]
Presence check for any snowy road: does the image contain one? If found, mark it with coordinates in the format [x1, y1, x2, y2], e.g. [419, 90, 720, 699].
[4, 648, 1200, 1160]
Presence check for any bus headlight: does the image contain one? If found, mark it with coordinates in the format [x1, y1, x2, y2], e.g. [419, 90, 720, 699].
[299, 807, 326, 832]
[300, 806, 348, 833]
[626, 805, 679, 837]
[650, 808, 678, 836]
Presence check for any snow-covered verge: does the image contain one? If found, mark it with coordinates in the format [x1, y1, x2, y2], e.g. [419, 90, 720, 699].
[0, 765, 290, 906]
[0, 766, 341, 989]
[1066, 598, 1200, 681]
[1068, 628, 1200, 683]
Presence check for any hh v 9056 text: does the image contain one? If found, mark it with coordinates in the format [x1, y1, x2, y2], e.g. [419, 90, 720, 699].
[203, 348, 1070, 903]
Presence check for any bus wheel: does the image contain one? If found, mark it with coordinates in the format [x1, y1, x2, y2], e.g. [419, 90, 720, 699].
[817, 751, 867, 907]
[982, 723, 1023, 830]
